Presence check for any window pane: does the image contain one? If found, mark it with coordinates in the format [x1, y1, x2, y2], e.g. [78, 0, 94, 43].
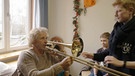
[9, 0, 28, 47]
[0, 0, 4, 49]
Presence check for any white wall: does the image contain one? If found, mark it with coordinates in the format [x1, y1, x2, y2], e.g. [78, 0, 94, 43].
[48, 0, 115, 76]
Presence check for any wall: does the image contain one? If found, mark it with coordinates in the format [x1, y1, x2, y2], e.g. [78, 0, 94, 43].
[48, 0, 115, 76]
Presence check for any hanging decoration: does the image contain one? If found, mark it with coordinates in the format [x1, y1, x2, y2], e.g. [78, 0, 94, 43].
[84, 0, 96, 15]
[84, 0, 96, 8]
[72, 0, 96, 40]
[73, 0, 83, 40]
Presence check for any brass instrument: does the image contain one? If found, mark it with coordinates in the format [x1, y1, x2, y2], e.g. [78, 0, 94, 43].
[48, 37, 83, 57]
[46, 37, 131, 76]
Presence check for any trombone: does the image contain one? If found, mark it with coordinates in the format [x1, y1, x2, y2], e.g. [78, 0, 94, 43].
[46, 37, 131, 76]
[47, 37, 83, 57]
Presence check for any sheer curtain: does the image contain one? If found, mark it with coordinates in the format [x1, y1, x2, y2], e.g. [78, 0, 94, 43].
[32, 0, 48, 28]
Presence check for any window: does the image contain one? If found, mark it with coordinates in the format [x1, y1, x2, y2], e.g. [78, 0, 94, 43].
[0, 0, 3, 49]
[0, 0, 31, 53]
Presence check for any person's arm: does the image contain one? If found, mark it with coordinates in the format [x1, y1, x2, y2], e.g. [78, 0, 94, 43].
[81, 52, 94, 59]
[126, 61, 135, 69]
[104, 56, 135, 69]
[17, 51, 72, 76]
[94, 49, 109, 61]
[81, 49, 109, 61]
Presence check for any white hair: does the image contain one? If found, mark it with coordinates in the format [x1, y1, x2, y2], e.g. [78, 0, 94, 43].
[28, 27, 49, 47]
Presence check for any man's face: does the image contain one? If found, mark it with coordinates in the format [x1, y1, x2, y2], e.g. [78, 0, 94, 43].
[114, 5, 132, 23]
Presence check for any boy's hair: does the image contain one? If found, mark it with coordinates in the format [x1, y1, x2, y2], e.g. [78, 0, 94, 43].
[100, 32, 110, 39]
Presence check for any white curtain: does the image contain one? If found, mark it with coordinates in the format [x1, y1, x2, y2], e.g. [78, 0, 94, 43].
[32, 0, 48, 28]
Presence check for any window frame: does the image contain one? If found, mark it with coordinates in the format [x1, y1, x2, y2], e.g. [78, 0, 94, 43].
[0, 0, 32, 53]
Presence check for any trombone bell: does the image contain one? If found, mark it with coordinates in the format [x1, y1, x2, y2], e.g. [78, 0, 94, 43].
[47, 37, 84, 57]
[72, 37, 83, 57]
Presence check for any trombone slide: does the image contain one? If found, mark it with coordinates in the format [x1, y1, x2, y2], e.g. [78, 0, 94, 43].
[46, 46, 131, 76]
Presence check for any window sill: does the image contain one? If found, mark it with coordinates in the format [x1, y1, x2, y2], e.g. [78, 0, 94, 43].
[0, 50, 26, 63]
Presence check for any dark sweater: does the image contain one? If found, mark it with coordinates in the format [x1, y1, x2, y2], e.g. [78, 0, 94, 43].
[94, 16, 135, 76]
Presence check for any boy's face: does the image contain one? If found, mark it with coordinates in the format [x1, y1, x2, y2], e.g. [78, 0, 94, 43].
[100, 37, 109, 48]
